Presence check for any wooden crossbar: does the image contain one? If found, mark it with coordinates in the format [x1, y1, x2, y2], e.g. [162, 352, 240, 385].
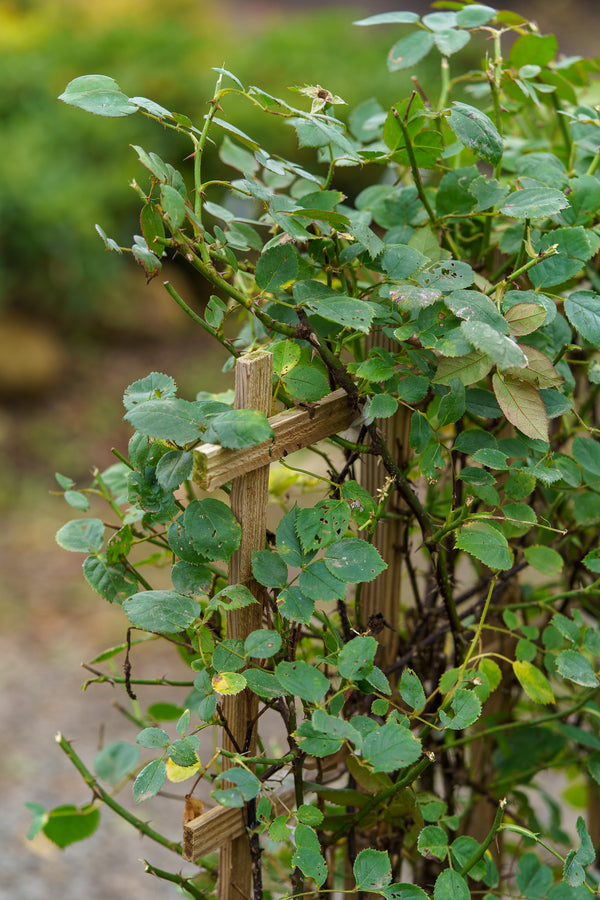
[192, 388, 356, 491]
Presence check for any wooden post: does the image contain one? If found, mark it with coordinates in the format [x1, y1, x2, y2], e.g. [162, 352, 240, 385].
[182, 377, 359, 887]
[218, 350, 272, 900]
[360, 333, 411, 669]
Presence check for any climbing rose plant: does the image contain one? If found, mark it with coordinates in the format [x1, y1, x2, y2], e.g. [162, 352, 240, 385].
[28, 4, 600, 898]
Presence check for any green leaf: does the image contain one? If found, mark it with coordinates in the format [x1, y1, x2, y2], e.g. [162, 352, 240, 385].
[338, 636, 378, 681]
[245, 668, 284, 699]
[400, 669, 427, 711]
[448, 102, 503, 165]
[556, 650, 599, 687]
[136, 727, 171, 749]
[563, 850, 586, 887]
[354, 12, 420, 25]
[132, 235, 162, 279]
[513, 660, 555, 704]
[354, 849, 392, 891]
[456, 5, 496, 27]
[59, 75, 137, 117]
[382, 885, 430, 900]
[510, 33, 557, 68]
[219, 135, 258, 174]
[204, 409, 274, 449]
[56, 518, 105, 553]
[206, 583, 256, 613]
[515, 853, 554, 900]
[292, 825, 327, 886]
[500, 187, 569, 219]
[367, 394, 399, 419]
[323, 539, 387, 583]
[388, 31, 435, 72]
[492, 374, 549, 442]
[83, 555, 135, 603]
[132, 760, 167, 807]
[417, 825, 448, 861]
[434, 350, 493, 386]
[244, 629, 282, 659]
[564, 291, 600, 348]
[160, 184, 186, 230]
[279, 586, 315, 624]
[123, 372, 177, 410]
[435, 29, 470, 57]
[168, 737, 199, 767]
[64, 490, 90, 511]
[524, 545, 563, 575]
[252, 549, 288, 589]
[573, 436, 600, 474]
[362, 721, 422, 772]
[255, 244, 299, 291]
[296, 500, 351, 552]
[455, 521, 512, 570]
[275, 660, 329, 703]
[530, 228, 600, 290]
[418, 260, 475, 291]
[42, 804, 101, 848]
[437, 380, 466, 426]
[299, 560, 347, 602]
[461, 322, 528, 370]
[124, 398, 205, 443]
[301, 294, 375, 333]
[575, 815, 595, 866]
[433, 869, 469, 900]
[439, 688, 482, 730]
[213, 768, 261, 806]
[296, 721, 344, 757]
[444, 289, 508, 332]
[140, 203, 166, 251]
[123, 590, 200, 633]
[283, 365, 329, 402]
[184, 498, 241, 562]
[296, 804, 324, 827]
[410, 412, 433, 453]
[155, 450, 193, 491]
[94, 741, 140, 785]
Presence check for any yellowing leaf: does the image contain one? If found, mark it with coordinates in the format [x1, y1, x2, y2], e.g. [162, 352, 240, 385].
[211, 671, 247, 695]
[513, 660, 555, 705]
[166, 757, 202, 783]
[492, 373, 549, 442]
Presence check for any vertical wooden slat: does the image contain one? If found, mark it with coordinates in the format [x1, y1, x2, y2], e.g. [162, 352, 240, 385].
[217, 350, 273, 900]
[360, 333, 411, 670]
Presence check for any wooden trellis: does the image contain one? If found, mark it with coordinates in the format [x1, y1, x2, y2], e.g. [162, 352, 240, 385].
[182, 349, 399, 898]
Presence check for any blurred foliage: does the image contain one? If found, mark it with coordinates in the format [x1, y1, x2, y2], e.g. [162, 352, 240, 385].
[0, 0, 459, 329]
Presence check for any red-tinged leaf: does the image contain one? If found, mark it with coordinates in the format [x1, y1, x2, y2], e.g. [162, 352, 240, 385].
[504, 345, 563, 389]
[492, 373, 549, 442]
[505, 302, 547, 336]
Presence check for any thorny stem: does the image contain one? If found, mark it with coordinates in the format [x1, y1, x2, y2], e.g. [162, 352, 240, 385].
[163, 281, 239, 357]
[394, 104, 436, 225]
[143, 860, 210, 899]
[459, 799, 507, 877]
[55, 732, 183, 856]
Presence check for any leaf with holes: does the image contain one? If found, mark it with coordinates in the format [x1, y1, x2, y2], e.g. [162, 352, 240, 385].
[296, 500, 351, 552]
[184, 498, 241, 562]
[448, 102, 503, 165]
[354, 849, 392, 892]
